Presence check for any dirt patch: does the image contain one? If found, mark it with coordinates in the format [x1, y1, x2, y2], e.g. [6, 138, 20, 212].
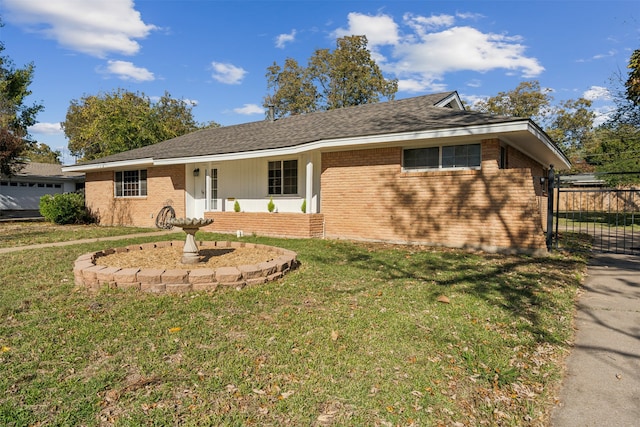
[97, 245, 280, 270]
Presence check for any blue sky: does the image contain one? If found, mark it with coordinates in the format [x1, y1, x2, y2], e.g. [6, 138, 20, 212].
[1, 0, 638, 164]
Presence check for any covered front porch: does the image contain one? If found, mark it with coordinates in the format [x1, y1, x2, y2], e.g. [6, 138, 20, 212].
[180, 152, 321, 219]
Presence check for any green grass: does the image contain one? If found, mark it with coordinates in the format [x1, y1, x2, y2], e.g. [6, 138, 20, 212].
[0, 225, 587, 426]
[0, 222, 161, 249]
[557, 211, 640, 229]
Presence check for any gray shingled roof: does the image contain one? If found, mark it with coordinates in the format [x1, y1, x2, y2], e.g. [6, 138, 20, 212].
[14, 162, 84, 179]
[75, 92, 527, 166]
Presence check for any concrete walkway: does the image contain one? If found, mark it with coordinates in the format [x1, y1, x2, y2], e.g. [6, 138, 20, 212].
[0, 229, 177, 254]
[550, 252, 640, 427]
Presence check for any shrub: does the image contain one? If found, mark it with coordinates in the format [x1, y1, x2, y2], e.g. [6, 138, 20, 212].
[234, 200, 241, 212]
[267, 197, 275, 213]
[39, 192, 91, 224]
[301, 199, 306, 213]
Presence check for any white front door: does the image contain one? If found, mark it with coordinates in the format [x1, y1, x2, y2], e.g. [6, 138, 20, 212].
[193, 166, 206, 218]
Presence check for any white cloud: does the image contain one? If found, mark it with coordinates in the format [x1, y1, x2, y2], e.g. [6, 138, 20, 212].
[393, 26, 543, 79]
[333, 12, 543, 93]
[211, 62, 247, 84]
[233, 104, 264, 115]
[29, 122, 63, 135]
[333, 12, 400, 46]
[276, 30, 296, 49]
[104, 60, 154, 82]
[403, 13, 455, 35]
[583, 86, 611, 101]
[3, 0, 157, 57]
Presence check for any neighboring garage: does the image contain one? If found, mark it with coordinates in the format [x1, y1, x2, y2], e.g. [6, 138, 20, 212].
[0, 162, 85, 216]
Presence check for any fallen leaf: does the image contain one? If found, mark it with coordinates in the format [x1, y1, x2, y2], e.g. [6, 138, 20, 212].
[279, 390, 295, 399]
[317, 414, 334, 424]
[168, 327, 182, 333]
[331, 330, 340, 341]
[1, 346, 10, 353]
[437, 295, 450, 304]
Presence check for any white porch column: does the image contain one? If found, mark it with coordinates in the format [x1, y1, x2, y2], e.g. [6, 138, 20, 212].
[305, 156, 313, 214]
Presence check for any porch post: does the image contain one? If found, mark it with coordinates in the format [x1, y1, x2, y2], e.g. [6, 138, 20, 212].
[545, 164, 555, 251]
[305, 157, 313, 214]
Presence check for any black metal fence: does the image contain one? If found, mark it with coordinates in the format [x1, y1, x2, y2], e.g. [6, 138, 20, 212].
[549, 170, 640, 255]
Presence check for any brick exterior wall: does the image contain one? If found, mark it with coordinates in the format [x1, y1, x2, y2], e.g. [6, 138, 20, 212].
[202, 212, 324, 238]
[320, 140, 548, 253]
[84, 165, 186, 227]
[86, 139, 549, 253]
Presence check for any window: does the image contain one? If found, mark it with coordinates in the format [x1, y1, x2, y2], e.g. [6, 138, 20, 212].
[268, 160, 298, 195]
[115, 170, 147, 197]
[404, 147, 439, 169]
[210, 168, 218, 210]
[403, 144, 481, 170]
[499, 145, 507, 169]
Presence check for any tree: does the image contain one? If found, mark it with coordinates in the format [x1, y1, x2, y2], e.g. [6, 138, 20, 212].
[0, 19, 44, 176]
[473, 80, 596, 166]
[62, 89, 211, 161]
[264, 35, 398, 118]
[545, 98, 596, 161]
[265, 58, 317, 118]
[625, 48, 640, 106]
[586, 123, 640, 185]
[23, 142, 61, 164]
[474, 81, 553, 125]
[582, 48, 640, 185]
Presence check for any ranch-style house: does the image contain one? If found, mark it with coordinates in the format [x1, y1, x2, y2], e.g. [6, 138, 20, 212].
[62, 92, 571, 254]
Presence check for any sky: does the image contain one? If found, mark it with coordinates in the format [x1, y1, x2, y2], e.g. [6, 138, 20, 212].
[1, 0, 638, 165]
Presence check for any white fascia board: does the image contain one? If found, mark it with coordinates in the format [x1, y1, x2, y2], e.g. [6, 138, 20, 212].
[61, 158, 154, 173]
[525, 122, 571, 169]
[154, 122, 533, 165]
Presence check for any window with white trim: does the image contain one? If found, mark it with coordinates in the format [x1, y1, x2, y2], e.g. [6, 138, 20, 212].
[403, 144, 481, 170]
[268, 160, 298, 195]
[115, 170, 147, 197]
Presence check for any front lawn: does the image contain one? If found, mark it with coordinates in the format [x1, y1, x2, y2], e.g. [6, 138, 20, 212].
[0, 222, 161, 249]
[0, 226, 586, 426]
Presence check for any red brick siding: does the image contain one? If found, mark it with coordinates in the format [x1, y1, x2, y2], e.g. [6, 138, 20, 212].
[85, 165, 186, 227]
[203, 212, 324, 238]
[321, 141, 547, 253]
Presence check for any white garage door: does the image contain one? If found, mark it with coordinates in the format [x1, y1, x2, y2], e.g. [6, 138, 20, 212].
[0, 181, 64, 210]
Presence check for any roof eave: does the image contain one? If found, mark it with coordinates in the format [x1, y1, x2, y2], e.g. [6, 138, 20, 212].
[62, 158, 154, 173]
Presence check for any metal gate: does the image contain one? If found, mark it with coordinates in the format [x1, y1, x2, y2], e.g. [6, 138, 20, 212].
[551, 175, 640, 254]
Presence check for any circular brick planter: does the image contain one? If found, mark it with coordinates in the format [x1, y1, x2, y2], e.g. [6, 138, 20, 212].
[73, 240, 298, 294]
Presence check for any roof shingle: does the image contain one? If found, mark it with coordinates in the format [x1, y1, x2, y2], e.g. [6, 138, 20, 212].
[74, 92, 524, 166]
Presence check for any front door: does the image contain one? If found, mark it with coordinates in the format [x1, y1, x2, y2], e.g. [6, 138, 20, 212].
[193, 167, 206, 217]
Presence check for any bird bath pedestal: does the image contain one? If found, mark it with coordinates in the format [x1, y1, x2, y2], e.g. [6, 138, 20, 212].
[169, 218, 214, 264]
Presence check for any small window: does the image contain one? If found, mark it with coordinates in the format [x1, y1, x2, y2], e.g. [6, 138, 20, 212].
[268, 160, 298, 195]
[403, 147, 439, 169]
[403, 144, 481, 170]
[442, 144, 481, 168]
[115, 170, 147, 197]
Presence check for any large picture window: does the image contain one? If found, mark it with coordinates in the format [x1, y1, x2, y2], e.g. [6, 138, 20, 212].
[115, 170, 147, 197]
[268, 160, 298, 195]
[403, 144, 481, 170]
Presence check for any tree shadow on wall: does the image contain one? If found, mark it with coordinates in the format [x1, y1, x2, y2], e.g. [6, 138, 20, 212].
[383, 168, 545, 251]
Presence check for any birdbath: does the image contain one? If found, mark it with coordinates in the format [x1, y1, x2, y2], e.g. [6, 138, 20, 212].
[168, 218, 214, 264]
